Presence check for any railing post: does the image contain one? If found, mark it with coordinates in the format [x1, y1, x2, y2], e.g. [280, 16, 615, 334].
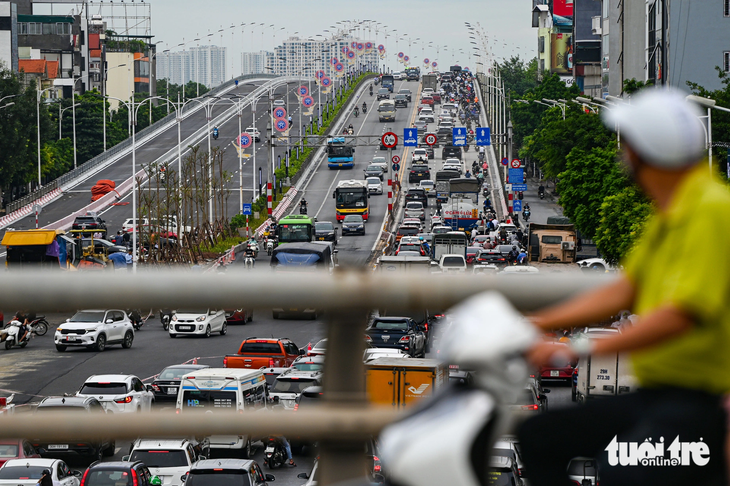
[319, 307, 369, 486]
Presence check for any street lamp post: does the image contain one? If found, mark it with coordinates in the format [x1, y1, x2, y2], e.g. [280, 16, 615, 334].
[686, 95, 730, 172]
[71, 74, 91, 169]
[36, 88, 54, 187]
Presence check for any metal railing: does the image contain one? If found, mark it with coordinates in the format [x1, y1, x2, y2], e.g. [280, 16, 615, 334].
[6, 74, 278, 214]
[0, 270, 610, 484]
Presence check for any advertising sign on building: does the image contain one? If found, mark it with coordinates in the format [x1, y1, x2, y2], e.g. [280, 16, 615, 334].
[551, 33, 573, 74]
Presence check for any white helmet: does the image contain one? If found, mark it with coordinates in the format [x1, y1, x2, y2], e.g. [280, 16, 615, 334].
[602, 88, 705, 169]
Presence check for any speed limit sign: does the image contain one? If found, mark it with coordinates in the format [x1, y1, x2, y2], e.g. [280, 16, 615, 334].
[392, 155, 401, 164]
[424, 133, 437, 146]
[381, 132, 398, 148]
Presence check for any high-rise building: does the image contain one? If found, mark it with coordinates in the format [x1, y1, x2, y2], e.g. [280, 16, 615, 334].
[271, 35, 378, 78]
[241, 51, 273, 75]
[157, 45, 227, 88]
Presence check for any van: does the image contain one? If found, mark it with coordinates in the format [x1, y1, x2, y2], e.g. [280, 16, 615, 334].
[176, 368, 268, 457]
[378, 100, 396, 122]
[365, 358, 447, 409]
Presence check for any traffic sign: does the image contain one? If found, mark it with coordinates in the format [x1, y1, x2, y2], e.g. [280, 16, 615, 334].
[511, 184, 528, 191]
[238, 133, 252, 148]
[424, 133, 437, 146]
[452, 127, 467, 147]
[335, 63, 344, 72]
[424, 58, 430, 64]
[347, 51, 355, 59]
[510, 158, 521, 169]
[392, 163, 400, 172]
[392, 155, 401, 164]
[513, 200, 522, 212]
[382, 132, 398, 148]
[33, 204, 42, 215]
[508, 168, 524, 184]
[242, 204, 252, 215]
[378, 45, 385, 52]
[501, 157, 509, 166]
[299, 85, 309, 96]
[476, 127, 491, 146]
[404, 55, 410, 62]
[321, 77, 332, 87]
[504, 184, 512, 191]
[398, 52, 404, 58]
[432, 62, 438, 68]
[275, 119, 289, 132]
[302, 96, 314, 107]
[273, 107, 287, 119]
[403, 128, 418, 147]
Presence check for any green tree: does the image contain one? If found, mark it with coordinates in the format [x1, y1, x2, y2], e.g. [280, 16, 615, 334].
[594, 186, 653, 265]
[557, 144, 626, 240]
[498, 56, 539, 97]
[623, 78, 653, 95]
[687, 68, 730, 179]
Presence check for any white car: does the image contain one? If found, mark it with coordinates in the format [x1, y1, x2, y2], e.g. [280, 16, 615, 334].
[418, 114, 435, 124]
[422, 88, 434, 96]
[245, 126, 261, 142]
[439, 254, 467, 273]
[419, 180, 436, 197]
[273, 99, 285, 106]
[0, 458, 80, 486]
[412, 148, 429, 162]
[169, 309, 227, 338]
[393, 72, 403, 80]
[127, 439, 203, 486]
[442, 163, 462, 174]
[577, 257, 616, 272]
[438, 121, 454, 130]
[444, 158, 463, 168]
[363, 348, 410, 363]
[76, 374, 154, 413]
[366, 177, 384, 195]
[441, 103, 458, 115]
[269, 369, 323, 410]
[121, 218, 149, 232]
[371, 156, 388, 172]
[54, 309, 135, 352]
[404, 202, 425, 221]
[419, 107, 434, 117]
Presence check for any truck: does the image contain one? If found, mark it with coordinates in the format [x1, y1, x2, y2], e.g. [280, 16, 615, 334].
[527, 223, 579, 263]
[378, 100, 396, 122]
[431, 231, 468, 262]
[405, 67, 420, 81]
[223, 337, 303, 369]
[574, 333, 638, 403]
[365, 358, 447, 409]
[378, 255, 432, 273]
[381, 74, 395, 92]
[421, 74, 438, 92]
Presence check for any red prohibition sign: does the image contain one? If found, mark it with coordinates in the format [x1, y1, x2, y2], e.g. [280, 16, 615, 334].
[382, 132, 398, 148]
[424, 133, 437, 146]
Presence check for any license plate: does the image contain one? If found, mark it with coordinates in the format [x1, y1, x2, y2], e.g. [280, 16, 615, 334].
[417, 173, 423, 176]
[65, 336, 77, 342]
[48, 444, 68, 450]
[550, 370, 560, 377]
[167, 388, 177, 395]
[319, 237, 325, 241]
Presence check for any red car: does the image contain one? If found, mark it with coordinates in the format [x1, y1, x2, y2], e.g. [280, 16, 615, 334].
[431, 92, 442, 104]
[466, 247, 482, 265]
[0, 439, 41, 467]
[538, 342, 576, 382]
[421, 96, 434, 106]
[225, 309, 253, 324]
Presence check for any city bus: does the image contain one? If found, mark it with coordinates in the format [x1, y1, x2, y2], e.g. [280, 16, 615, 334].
[333, 180, 369, 222]
[276, 215, 315, 244]
[327, 137, 355, 169]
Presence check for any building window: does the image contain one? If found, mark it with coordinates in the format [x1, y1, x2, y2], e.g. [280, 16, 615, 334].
[725, 0, 730, 16]
[27, 22, 42, 35]
[18, 22, 27, 34]
[56, 23, 71, 35]
[725, 52, 730, 72]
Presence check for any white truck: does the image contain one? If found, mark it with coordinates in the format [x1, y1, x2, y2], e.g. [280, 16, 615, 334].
[574, 331, 638, 403]
[422, 74, 438, 92]
[378, 255, 432, 272]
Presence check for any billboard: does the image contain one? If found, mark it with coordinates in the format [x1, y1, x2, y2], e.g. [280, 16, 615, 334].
[551, 33, 573, 74]
[553, 0, 574, 27]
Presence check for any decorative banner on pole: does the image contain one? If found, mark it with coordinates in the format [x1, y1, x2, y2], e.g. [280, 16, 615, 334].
[357, 43, 364, 51]
[321, 76, 332, 93]
[403, 55, 409, 63]
[398, 52, 404, 59]
[331, 57, 338, 65]
[315, 70, 325, 79]
[299, 85, 309, 97]
[237, 133, 252, 148]
[273, 107, 287, 120]
[378, 44, 385, 52]
[335, 63, 344, 77]
[423, 58, 430, 65]
[275, 119, 289, 132]
[432, 61, 438, 68]
[341, 46, 349, 54]
[347, 50, 355, 60]
[351, 41, 357, 48]
[302, 96, 314, 108]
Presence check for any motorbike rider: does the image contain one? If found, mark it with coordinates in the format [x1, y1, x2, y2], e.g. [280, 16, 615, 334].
[538, 184, 545, 197]
[300, 198, 308, 213]
[264, 435, 296, 467]
[212, 126, 219, 139]
[348, 124, 354, 134]
[354, 106, 359, 117]
[370, 85, 374, 96]
[362, 101, 367, 112]
[507, 245, 519, 264]
[12, 312, 29, 344]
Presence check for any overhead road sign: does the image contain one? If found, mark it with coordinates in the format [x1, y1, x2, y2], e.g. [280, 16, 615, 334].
[476, 127, 491, 146]
[452, 127, 467, 147]
[382, 132, 398, 148]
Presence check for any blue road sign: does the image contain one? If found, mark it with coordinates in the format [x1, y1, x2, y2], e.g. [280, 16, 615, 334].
[511, 184, 528, 191]
[513, 200, 522, 212]
[242, 204, 252, 215]
[403, 128, 418, 147]
[452, 127, 467, 147]
[476, 127, 491, 146]
[508, 168, 524, 184]
[392, 163, 400, 172]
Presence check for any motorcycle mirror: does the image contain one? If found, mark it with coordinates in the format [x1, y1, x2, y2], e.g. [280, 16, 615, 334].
[297, 473, 309, 480]
[122, 455, 130, 461]
[72, 470, 82, 478]
[265, 474, 276, 482]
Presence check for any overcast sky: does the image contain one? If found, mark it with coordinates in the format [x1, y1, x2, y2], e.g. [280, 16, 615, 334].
[146, 0, 536, 75]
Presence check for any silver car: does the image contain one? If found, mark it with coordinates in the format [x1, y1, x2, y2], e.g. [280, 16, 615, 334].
[405, 201, 425, 221]
[366, 177, 384, 195]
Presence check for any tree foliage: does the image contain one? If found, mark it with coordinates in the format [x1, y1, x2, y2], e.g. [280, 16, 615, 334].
[156, 79, 209, 101]
[557, 144, 627, 240]
[497, 56, 539, 97]
[687, 68, 730, 178]
[594, 186, 653, 265]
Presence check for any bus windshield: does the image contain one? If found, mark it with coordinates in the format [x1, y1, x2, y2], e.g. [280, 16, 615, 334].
[278, 224, 312, 243]
[327, 145, 352, 158]
[336, 189, 367, 209]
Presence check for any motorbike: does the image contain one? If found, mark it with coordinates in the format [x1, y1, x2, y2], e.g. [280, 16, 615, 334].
[212, 129, 219, 140]
[347, 128, 354, 135]
[266, 238, 276, 256]
[523, 209, 531, 222]
[518, 191, 524, 200]
[369, 88, 373, 96]
[264, 437, 287, 469]
[354, 109, 359, 118]
[159, 309, 173, 331]
[127, 309, 145, 331]
[299, 203, 308, 215]
[244, 253, 256, 269]
[246, 240, 259, 259]
[3, 320, 33, 350]
[5, 316, 49, 337]
[362, 105, 367, 114]
[538, 187, 545, 199]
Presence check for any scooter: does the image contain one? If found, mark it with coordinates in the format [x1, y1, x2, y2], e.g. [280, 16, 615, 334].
[3, 320, 32, 350]
[264, 437, 287, 469]
[159, 309, 172, 331]
[539, 188, 545, 200]
[299, 204, 308, 215]
[127, 309, 144, 331]
[523, 209, 531, 222]
[244, 253, 256, 269]
[354, 109, 359, 118]
[266, 238, 276, 256]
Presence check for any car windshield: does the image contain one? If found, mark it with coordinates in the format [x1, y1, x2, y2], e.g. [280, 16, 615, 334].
[421, 181, 434, 187]
[186, 471, 251, 486]
[378, 89, 388, 94]
[79, 382, 128, 395]
[398, 227, 419, 236]
[344, 216, 363, 223]
[239, 342, 281, 353]
[367, 178, 381, 185]
[366, 165, 380, 171]
[83, 470, 135, 486]
[37, 405, 88, 412]
[442, 257, 464, 266]
[0, 444, 18, 457]
[399, 244, 421, 253]
[370, 320, 408, 331]
[70, 311, 106, 322]
[406, 202, 422, 209]
[508, 389, 536, 406]
[315, 222, 334, 231]
[130, 450, 188, 468]
[176, 309, 207, 315]
[158, 367, 198, 380]
[272, 379, 318, 394]
[372, 158, 386, 163]
[412, 166, 428, 171]
[0, 466, 47, 480]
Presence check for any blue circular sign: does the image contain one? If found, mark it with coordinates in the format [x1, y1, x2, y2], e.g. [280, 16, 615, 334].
[322, 77, 331, 87]
[392, 163, 400, 172]
[299, 85, 309, 96]
[303, 96, 314, 107]
[273, 107, 287, 119]
[335, 63, 344, 72]
[238, 133, 252, 148]
[347, 51, 355, 59]
[275, 119, 288, 132]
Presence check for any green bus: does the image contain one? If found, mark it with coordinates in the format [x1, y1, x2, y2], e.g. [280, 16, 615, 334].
[276, 215, 315, 244]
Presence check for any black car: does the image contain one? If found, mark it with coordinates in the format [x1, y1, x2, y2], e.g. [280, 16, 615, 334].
[488, 456, 524, 486]
[364, 165, 384, 180]
[437, 127, 453, 144]
[72, 214, 107, 233]
[419, 145, 435, 159]
[442, 145, 462, 160]
[405, 188, 428, 206]
[476, 249, 507, 266]
[342, 215, 365, 236]
[409, 164, 431, 183]
[398, 88, 412, 102]
[394, 94, 408, 108]
[81, 461, 154, 486]
[149, 364, 210, 402]
[33, 396, 115, 463]
[314, 221, 337, 244]
[365, 317, 426, 357]
[377, 88, 390, 100]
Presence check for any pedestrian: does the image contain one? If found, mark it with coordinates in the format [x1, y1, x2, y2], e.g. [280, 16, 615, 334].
[124, 249, 133, 266]
[108, 251, 127, 270]
[518, 89, 730, 486]
[517, 248, 528, 265]
[516, 229, 524, 243]
[36, 469, 53, 486]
